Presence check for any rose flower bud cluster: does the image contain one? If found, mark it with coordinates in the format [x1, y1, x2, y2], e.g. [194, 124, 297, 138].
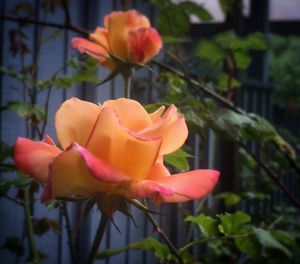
[14, 98, 219, 203]
[72, 10, 162, 69]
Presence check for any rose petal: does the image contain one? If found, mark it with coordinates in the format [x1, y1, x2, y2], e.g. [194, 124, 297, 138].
[90, 27, 110, 51]
[150, 170, 220, 203]
[14, 137, 61, 182]
[119, 180, 173, 200]
[48, 143, 113, 199]
[139, 104, 188, 155]
[55, 97, 101, 149]
[106, 10, 150, 60]
[103, 98, 152, 132]
[148, 158, 170, 178]
[128, 27, 162, 63]
[149, 106, 165, 123]
[74, 143, 131, 182]
[85, 107, 162, 181]
[72, 37, 108, 62]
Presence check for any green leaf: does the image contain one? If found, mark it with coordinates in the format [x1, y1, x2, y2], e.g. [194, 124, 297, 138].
[6, 102, 46, 122]
[4, 236, 23, 255]
[234, 50, 252, 69]
[219, 211, 251, 235]
[157, 4, 190, 37]
[97, 237, 170, 261]
[234, 235, 260, 258]
[254, 227, 291, 257]
[216, 192, 241, 208]
[0, 177, 33, 196]
[217, 73, 241, 91]
[185, 213, 218, 237]
[33, 218, 61, 236]
[0, 141, 14, 163]
[196, 40, 226, 63]
[271, 230, 297, 249]
[179, 2, 213, 21]
[164, 149, 192, 171]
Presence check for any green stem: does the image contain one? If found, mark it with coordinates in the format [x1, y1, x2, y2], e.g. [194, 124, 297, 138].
[86, 214, 109, 264]
[24, 186, 40, 263]
[124, 74, 132, 99]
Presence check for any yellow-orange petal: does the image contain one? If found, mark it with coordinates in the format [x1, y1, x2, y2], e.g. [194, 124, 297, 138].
[128, 27, 162, 63]
[85, 107, 162, 181]
[150, 170, 220, 203]
[103, 98, 152, 132]
[148, 157, 170, 179]
[48, 143, 112, 199]
[106, 10, 150, 60]
[14, 137, 61, 182]
[149, 106, 165, 124]
[90, 27, 110, 51]
[139, 105, 188, 155]
[55, 97, 101, 150]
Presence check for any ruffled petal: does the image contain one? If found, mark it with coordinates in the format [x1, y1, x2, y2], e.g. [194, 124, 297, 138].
[85, 107, 162, 181]
[14, 137, 61, 182]
[74, 143, 131, 182]
[128, 27, 162, 63]
[55, 97, 101, 149]
[150, 170, 220, 203]
[103, 98, 152, 132]
[139, 105, 188, 155]
[48, 143, 113, 199]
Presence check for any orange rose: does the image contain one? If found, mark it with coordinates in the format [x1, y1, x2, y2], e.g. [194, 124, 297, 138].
[14, 98, 219, 203]
[72, 10, 162, 69]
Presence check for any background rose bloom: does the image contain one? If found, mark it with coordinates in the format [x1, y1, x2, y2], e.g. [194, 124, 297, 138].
[14, 98, 219, 203]
[72, 10, 162, 69]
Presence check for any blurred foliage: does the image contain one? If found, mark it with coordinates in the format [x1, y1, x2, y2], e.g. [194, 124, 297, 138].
[269, 35, 300, 106]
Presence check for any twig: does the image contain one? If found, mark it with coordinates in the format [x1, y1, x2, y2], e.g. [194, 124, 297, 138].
[0, 15, 89, 36]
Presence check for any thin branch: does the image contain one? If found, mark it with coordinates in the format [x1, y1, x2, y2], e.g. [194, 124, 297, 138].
[0, 163, 16, 169]
[180, 232, 253, 253]
[61, 202, 76, 264]
[152, 59, 245, 115]
[142, 200, 183, 264]
[238, 141, 300, 210]
[0, 15, 89, 36]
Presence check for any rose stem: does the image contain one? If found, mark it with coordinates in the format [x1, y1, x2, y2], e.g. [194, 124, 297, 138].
[24, 186, 40, 263]
[124, 75, 132, 99]
[86, 214, 109, 264]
